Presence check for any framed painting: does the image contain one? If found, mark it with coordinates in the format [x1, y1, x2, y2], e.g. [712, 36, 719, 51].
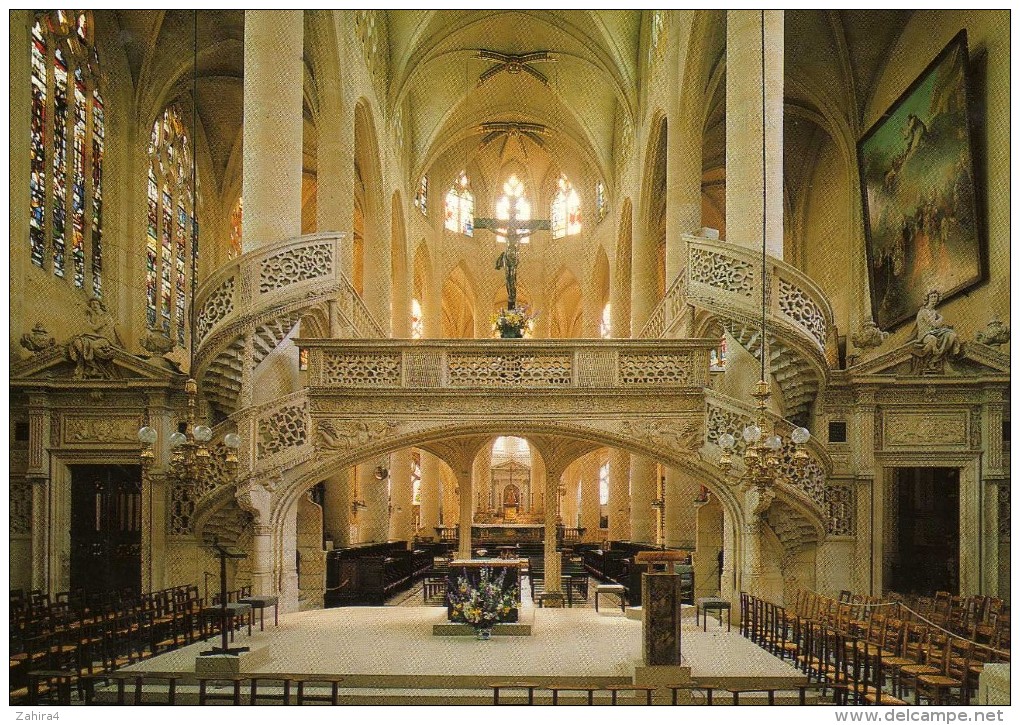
[858, 30, 983, 331]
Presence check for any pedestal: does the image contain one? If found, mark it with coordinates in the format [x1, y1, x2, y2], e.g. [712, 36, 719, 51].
[641, 572, 682, 666]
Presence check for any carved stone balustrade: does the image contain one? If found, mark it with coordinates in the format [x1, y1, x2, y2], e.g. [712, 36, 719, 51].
[638, 273, 689, 339]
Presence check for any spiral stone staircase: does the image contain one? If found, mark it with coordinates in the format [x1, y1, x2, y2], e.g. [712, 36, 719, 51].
[192, 233, 384, 418]
[188, 232, 843, 556]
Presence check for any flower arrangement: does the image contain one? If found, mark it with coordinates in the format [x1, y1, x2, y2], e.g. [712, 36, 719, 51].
[447, 567, 519, 630]
[492, 305, 535, 338]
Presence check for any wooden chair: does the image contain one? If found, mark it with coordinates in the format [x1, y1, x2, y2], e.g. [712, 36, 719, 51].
[914, 637, 969, 705]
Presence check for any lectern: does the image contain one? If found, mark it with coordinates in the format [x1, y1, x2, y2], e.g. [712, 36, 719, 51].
[200, 536, 250, 657]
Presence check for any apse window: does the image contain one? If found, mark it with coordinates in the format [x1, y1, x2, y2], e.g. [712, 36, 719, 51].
[414, 175, 427, 216]
[444, 172, 473, 236]
[551, 175, 581, 239]
[496, 175, 531, 243]
[410, 299, 423, 339]
[595, 180, 607, 223]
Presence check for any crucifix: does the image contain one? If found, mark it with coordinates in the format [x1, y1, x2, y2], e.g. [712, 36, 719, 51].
[474, 198, 549, 310]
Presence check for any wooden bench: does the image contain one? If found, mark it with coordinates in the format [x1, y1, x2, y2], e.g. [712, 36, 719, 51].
[546, 683, 599, 704]
[489, 681, 540, 705]
[595, 584, 626, 613]
[602, 684, 657, 705]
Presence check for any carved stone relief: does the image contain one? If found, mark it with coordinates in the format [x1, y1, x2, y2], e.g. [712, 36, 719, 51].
[315, 419, 397, 452]
[447, 353, 572, 387]
[322, 352, 401, 386]
[257, 402, 308, 459]
[62, 415, 141, 444]
[10, 482, 32, 535]
[883, 411, 968, 447]
[778, 278, 828, 347]
[618, 353, 694, 386]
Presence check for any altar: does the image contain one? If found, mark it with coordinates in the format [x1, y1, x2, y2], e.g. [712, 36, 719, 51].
[446, 558, 524, 623]
[472, 524, 543, 543]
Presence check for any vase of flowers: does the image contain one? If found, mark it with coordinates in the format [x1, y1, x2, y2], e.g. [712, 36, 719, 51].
[492, 305, 534, 338]
[447, 567, 519, 639]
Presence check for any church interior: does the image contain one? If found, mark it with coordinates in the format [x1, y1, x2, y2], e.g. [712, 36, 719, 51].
[8, 9, 1011, 708]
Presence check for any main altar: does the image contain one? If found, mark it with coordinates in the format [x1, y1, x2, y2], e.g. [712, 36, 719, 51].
[446, 558, 524, 623]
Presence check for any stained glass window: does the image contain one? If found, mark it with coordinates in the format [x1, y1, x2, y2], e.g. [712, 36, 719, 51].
[596, 180, 607, 223]
[414, 176, 427, 216]
[146, 106, 197, 348]
[29, 11, 104, 295]
[444, 173, 473, 236]
[495, 175, 531, 244]
[411, 299, 423, 339]
[599, 463, 610, 506]
[550, 175, 581, 239]
[710, 336, 728, 371]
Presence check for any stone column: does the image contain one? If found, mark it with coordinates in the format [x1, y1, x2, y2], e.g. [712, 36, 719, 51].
[242, 10, 304, 251]
[362, 203, 393, 336]
[442, 471, 459, 527]
[608, 449, 630, 540]
[473, 446, 492, 516]
[665, 469, 699, 549]
[322, 470, 353, 547]
[388, 450, 415, 542]
[578, 453, 601, 541]
[667, 65, 703, 283]
[631, 231, 660, 334]
[418, 452, 442, 536]
[359, 464, 388, 543]
[562, 466, 580, 529]
[455, 464, 473, 559]
[315, 73, 351, 237]
[10, 10, 31, 349]
[251, 524, 275, 596]
[630, 455, 656, 544]
[542, 462, 566, 606]
[725, 10, 783, 258]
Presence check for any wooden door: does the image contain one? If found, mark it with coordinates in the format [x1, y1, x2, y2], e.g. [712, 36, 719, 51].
[70, 465, 142, 598]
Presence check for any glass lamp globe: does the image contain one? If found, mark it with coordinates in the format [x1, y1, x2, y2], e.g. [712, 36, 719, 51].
[223, 433, 242, 449]
[718, 433, 736, 450]
[168, 431, 188, 448]
[791, 426, 811, 445]
[764, 435, 783, 451]
[742, 424, 762, 443]
[138, 426, 158, 445]
[193, 425, 213, 442]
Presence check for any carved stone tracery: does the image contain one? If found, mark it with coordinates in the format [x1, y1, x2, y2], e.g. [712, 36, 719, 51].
[322, 352, 401, 386]
[690, 247, 755, 297]
[259, 242, 333, 294]
[778, 278, 828, 347]
[257, 402, 308, 459]
[197, 276, 235, 341]
[447, 352, 572, 387]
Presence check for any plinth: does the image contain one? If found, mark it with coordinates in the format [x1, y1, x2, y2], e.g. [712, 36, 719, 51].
[641, 572, 682, 666]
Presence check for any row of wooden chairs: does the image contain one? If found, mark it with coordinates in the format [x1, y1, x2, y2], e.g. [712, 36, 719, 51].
[10, 584, 259, 704]
[745, 591, 1010, 706]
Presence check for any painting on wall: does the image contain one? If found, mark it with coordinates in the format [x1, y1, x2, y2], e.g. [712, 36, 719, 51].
[858, 30, 983, 332]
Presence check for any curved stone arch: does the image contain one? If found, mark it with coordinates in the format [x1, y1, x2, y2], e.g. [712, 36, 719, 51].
[270, 417, 747, 544]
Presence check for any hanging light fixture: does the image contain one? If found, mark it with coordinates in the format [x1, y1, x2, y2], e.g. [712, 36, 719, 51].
[717, 11, 809, 490]
[138, 10, 241, 486]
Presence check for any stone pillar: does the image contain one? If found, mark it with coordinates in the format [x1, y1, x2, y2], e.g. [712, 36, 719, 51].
[631, 232, 660, 334]
[249, 524, 273, 596]
[665, 468, 699, 549]
[542, 462, 565, 606]
[473, 446, 492, 516]
[242, 10, 304, 251]
[442, 471, 459, 527]
[721, 508, 736, 601]
[667, 76, 703, 284]
[456, 464, 473, 559]
[363, 203, 393, 337]
[562, 467, 580, 529]
[322, 470, 353, 547]
[359, 464, 388, 543]
[630, 455, 656, 544]
[418, 452, 442, 536]
[10, 10, 31, 350]
[608, 449, 630, 540]
[725, 10, 783, 258]
[388, 450, 415, 542]
[578, 453, 601, 541]
[315, 73, 350, 236]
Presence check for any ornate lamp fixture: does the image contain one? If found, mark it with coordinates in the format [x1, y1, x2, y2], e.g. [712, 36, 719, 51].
[716, 12, 809, 491]
[137, 11, 241, 487]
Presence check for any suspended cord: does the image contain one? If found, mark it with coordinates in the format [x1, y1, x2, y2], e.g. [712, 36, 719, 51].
[760, 9, 767, 382]
[189, 9, 199, 374]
